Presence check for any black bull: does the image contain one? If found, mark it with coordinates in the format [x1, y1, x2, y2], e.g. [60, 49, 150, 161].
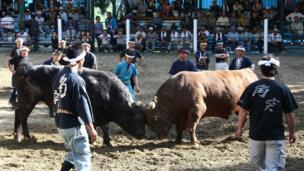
[13, 63, 145, 146]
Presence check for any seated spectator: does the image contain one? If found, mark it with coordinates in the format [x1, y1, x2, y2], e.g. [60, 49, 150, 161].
[251, 9, 263, 26]
[286, 7, 304, 23]
[229, 12, 239, 28]
[24, 9, 32, 29]
[268, 28, 284, 53]
[216, 11, 230, 29]
[263, 7, 277, 22]
[158, 27, 170, 52]
[227, 27, 240, 51]
[210, 0, 221, 18]
[239, 14, 249, 29]
[291, 16, 304, 36]
[113, 28, 126, 51]
[152, 12, 163, 29]
[170, 28, 180, 50]
[169, 48, 197, 75]
[161, 0, 171, 17]
[137, 0, 147, 17]
[146, 0, 155, 17]
[213, 27, 226, 51]
[198, 27, 209, 44]
[43, 50, 63, 65]
[233, 1, 243, 15]
[240, 28, 252, 52]
[0, 12, 14, 41]
[135, 26, 146, 51]
[252, 0, 263, 12]
[65, 17, 76, 41]
[35, 13, 45, 32]
[80, 31, 92, 44]
[98, 32, 112, 53]
[16, 29, 31, 46]
[252, 28, 264, 53]
[146, 26, 157, 52]
[171, 0, 180, 17]
[180, 27, 193, 49]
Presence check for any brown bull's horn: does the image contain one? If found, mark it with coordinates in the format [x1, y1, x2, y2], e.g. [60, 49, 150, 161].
[146, 101, 156, 110]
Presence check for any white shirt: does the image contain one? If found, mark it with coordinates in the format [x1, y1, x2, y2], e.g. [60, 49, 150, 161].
[216, 16, 230, 26]
[286, 12, 304, 22]
[268, 33, 282, 42]
[1, 16, 14, 29]
[171, 31, 179, 41]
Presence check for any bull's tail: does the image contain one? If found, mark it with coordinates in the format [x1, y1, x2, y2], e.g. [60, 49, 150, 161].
[9, 88, 18, 108]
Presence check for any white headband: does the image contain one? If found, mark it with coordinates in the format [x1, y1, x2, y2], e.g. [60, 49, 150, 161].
[63, 52, 85, 65]
[258, 58, 280, 67]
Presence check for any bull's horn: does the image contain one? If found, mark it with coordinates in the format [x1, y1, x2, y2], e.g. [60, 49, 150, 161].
[146, 101, 156, 110]
[153, 96, 158, 103]
[136, 101, 143, 106]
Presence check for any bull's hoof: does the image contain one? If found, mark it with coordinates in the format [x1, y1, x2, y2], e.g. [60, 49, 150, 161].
[103, 143, 113, 148]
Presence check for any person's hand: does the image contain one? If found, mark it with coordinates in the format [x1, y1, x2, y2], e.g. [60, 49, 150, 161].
[235, 128, 243, 141]
[88, 128, 98, 143]
[289, 132, 296, 144]
[135, 86, 140, 93]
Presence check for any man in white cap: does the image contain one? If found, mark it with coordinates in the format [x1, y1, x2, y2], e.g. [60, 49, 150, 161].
[8, 46, 31, 107]
[214, 42, 230, 70]
[229, 45, 254, 70]
[115, 51, 140, 101]
[81, 43, 97, 69]
[120, 39, 143, 65]
[236, 55, 298, 171]
[52, 44, 97, 171]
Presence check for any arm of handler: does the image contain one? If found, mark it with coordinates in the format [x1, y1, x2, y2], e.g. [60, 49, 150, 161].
[133, 75, 140, 93]
[235, 107, 249, 140]
[285, 112, 296, 144]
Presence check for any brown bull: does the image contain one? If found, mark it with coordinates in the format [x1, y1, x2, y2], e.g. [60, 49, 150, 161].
[145, 68, 258, 145]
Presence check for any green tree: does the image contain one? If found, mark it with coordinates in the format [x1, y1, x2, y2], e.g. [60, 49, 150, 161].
[95, 0, 112, 14]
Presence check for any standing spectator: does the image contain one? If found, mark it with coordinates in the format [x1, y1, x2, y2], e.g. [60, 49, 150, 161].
[195, 42, 210, 71]
[229, 46, 254, 70]
[98, 32, 112, 53]
[146, 26, 157, 52]
[24, 9, 32, 29]
[214, 42, 230, 70]
[16, 29, 30, 46]
[114, 51, 140, 101]
[51, 31, 59, 51]
[158, 27, 170, 52]
[94, 16, 104, 51]
[291, 16, 304, 36]
[169, 48, 197, 75]
[135, 26, 146, 51]
[52, 45, 97, 171]
[210, 0, 221, 18]
[286, 7, 304, 22]
[43, 50, 63, 65]
[235, 55, 298, 171]
[28, 15, 40, 51]
[105, 12, 112, 33]
[120, 40, 143, 65]
[82, 43, 97, 69]
[216, 11, 230, 29]
[268, 28, 284, 53]
[35, 13, 45, 32]
[0, 12, 14, 41]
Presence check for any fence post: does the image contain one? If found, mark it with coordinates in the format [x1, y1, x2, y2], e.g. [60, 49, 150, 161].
[263, 19, 268, 54]
[126, 19, 130, 48]
[193, 19, 198, 53]
[57, 18, 62, 42]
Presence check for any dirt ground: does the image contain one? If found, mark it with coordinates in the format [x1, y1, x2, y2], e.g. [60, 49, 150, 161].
[0, 49, 303, 171]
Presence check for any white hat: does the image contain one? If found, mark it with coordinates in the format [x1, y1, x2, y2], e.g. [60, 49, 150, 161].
[81, 42, 91, 48]
[15, 38, 24, 43]
[20, 46, 30, 51]
[258, 56, 280, 67]
[63, 45, 86, 65]
[236, 46, 246, 52]
[125, 51, 135, 58]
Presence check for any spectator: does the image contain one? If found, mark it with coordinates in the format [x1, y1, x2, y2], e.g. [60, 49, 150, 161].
[113, 28, 126, 51]
[120, 39, 143, 65]
[251, 8, 263, 26]
[291, 16, 304, 36]
[229, 46, 254, 70]
[28, 15, 40, 51]
[105, 12, 112, 33]
[239, 14, 249, 29]
[59, 8, 68, 30]
[135, 26, 146, 51]
[82, 43, 97, 69]
[98, 32, 112, 53]
[65, 17, 76, 41]
[195, 42, 210, 70]
[227, 27, 240, 51]
[233, 1, 243, 15]
[94, 16, 104, 51]
[80, 31, 92, 44]
[213, 27, 226, 50]
[161, 1, 171, 17]
[263, 7, 277, 22]
[16, 29, 31, 46]
[58, 40, 69, 66]
[35, 13, 45, 32]
[43, 50, 63, 65]
[230, 12, 239, 28]
[235, 55, 297, 171]
[152, 12, 163, 29]
[252, 0, 263, 12]
[158, 27, 170, 52]
[198, 26, 209, 44]
[240, 28, 253, 52]
[114, 51, 140, 101]
[210, 0, 221, 18]
[214, 42, 230, 70]
[170, 28, 180, 50]
[216, 11, 230, 28]
[51, 31, 59, 51]
[253, 28, 264, 54]
[169, 48, 197, 75]
[180, 27, 193, 49]
[0, 12, 14, 41]
[24, 8, 32, 29]
[286, 7, 304, 22]
[138, 0, 147, 17]
[146, 26, 157, 52]
[268, 28, 284, 53]
[146, 0, 155, 17]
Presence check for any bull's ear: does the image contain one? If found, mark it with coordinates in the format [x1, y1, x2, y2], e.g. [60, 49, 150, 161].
[145, 101, 156, 110]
